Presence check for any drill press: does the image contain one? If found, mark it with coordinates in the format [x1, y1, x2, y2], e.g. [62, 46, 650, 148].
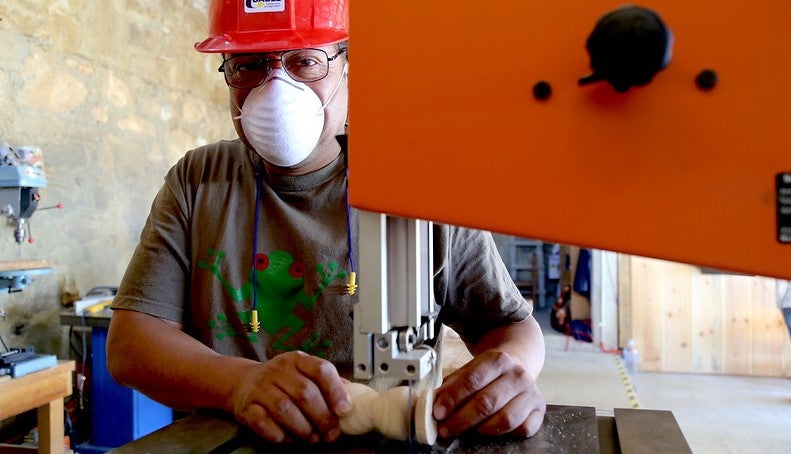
[0, 143, 51, 293]
[0, 143, 47, 247]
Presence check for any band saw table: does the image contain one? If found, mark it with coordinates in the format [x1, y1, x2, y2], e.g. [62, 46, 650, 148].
[110, 404, 691, 453]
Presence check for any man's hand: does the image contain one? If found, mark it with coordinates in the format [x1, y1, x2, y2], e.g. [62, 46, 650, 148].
[432, 349, 545, 438]
[108, 311, 353, 445]
[230, 351, 352, 444]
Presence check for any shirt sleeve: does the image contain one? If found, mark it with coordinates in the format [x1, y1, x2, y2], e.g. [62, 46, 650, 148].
[433, 224, 532, 346]
[110, 159, 191, 324]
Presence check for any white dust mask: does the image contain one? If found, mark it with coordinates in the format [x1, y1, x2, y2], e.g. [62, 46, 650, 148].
[238, 68, 324, 167]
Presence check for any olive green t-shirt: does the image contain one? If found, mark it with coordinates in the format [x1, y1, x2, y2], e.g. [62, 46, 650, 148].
[112, 138, 531, 378]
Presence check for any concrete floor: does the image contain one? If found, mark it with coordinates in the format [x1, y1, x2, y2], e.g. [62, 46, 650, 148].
[531, 310, 791, 454]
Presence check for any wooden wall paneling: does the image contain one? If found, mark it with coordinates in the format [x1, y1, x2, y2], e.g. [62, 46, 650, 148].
[617, 254, 632, 349]
[660, 262, 693, 373]
[750, 278, 783, 376]
[630, 257, 663, 372]
[690, 273, 711, 373]
[597, 251, 620, 350]
[708, 275, 727, 374]
[620, 256, 790, 376]
[722, 277, 754, 375]
[690, 274, 726, 374]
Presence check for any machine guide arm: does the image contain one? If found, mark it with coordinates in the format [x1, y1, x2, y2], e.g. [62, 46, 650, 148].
[353, 210, 439, 382]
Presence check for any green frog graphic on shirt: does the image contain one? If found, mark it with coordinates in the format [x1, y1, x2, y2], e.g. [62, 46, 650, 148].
[199, 248, 346, 356]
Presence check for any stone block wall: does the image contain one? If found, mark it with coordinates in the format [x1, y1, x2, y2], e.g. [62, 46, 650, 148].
[0, 1, 235, 354]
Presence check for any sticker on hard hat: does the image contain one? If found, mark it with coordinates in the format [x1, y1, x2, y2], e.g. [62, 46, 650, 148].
[245, 0, 285, 13]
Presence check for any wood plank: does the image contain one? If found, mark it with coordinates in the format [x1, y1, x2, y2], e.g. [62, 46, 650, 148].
[0, 260, 50, 272]
[708, 275, 727, 373]
[614, 408, 692, 454]
[751, 277, 783, 376]
[660, 261, 692, 372]
[0, 361, 74, 420]
[707, 273, 732, 374]
[37, 397, 64, 454]
[723, 277, 753, 375]
[691, 273, 715, 372]
[617, 254, 632, 349]
[621, 255, 789, 377]
[631, 257, 663, 372]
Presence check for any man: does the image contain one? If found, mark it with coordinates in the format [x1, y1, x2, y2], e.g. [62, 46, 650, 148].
[106, 0, 546, 445]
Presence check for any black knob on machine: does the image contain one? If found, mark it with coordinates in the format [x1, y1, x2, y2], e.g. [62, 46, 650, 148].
[579, 5, 673, 93]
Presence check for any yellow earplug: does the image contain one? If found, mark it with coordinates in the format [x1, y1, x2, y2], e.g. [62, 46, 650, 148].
[346, 271, 358, 295]
[250, 310, 260, 333]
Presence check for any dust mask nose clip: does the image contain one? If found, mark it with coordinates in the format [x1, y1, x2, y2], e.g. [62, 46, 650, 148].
[233, 68, 302, 120]
[263, 68, 304, 90]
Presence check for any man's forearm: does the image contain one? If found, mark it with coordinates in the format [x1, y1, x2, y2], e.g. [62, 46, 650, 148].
[470, 315, 545, 379]
[106, 309, 257, 412]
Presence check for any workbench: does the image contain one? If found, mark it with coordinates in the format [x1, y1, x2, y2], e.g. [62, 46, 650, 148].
[111, 404, 691, 453]
[0, 360, 74, 454]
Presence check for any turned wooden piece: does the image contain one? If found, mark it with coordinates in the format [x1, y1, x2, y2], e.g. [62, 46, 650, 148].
[339, 382, 437, 445]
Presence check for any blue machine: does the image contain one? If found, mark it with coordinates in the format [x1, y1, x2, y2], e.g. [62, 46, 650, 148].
[88, 327, 172, 451]
[62, 291, 173, 453]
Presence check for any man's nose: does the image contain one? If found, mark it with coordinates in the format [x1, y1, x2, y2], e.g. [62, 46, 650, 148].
[267, 58, 284, 70]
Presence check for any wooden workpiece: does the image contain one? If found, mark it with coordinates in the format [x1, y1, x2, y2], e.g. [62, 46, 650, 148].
[339, 382, 437, 444]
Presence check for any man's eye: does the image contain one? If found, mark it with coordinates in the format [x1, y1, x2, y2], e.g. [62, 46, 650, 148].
[234, 60, 266, 72]
[297, 58, 319, 67]
[286, 56, 321, 68]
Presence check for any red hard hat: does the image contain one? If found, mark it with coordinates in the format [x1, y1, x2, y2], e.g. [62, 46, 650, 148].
[195, 0, 349, 54]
